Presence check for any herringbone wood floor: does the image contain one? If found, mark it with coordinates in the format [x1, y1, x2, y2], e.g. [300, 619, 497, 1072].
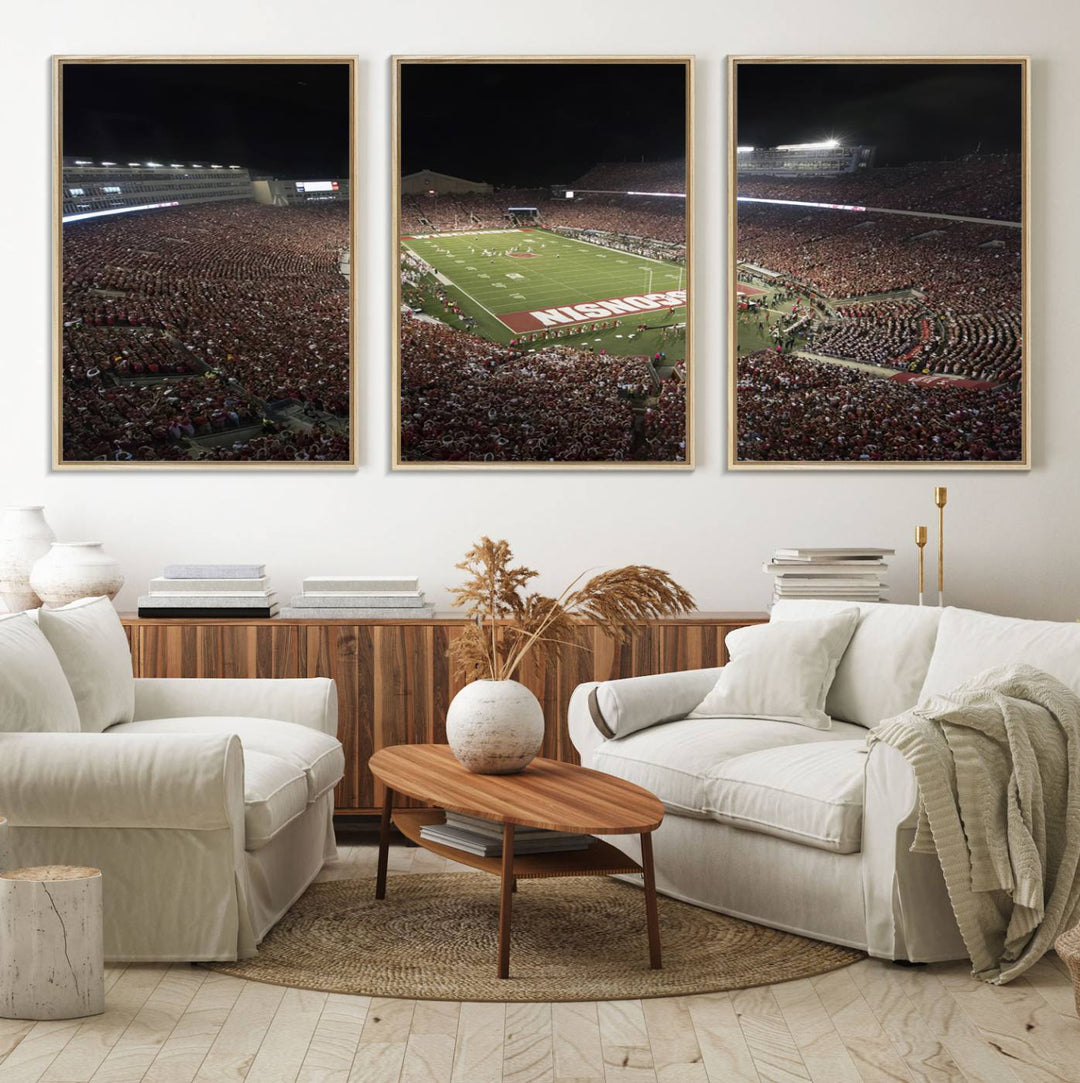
[2, 837, 1079, 1083]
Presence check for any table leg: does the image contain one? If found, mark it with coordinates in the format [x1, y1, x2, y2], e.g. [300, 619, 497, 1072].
[640, 831, 661, 969]
[498, 822, 515, 979]
[375, 786, 394, 900]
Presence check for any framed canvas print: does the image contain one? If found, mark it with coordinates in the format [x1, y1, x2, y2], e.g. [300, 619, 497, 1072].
[728, 57, 1029, 469]
[393, 56, 693, 469]
[53, 56, 357, 468]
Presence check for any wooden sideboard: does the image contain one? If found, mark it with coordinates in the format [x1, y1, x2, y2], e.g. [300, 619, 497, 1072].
[120, 612, 767, 816]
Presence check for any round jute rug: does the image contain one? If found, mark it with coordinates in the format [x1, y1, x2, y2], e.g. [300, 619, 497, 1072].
[206, 874, 863, 1001]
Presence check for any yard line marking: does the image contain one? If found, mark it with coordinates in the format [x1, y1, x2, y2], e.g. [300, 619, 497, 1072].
[401, 238, 506, 324]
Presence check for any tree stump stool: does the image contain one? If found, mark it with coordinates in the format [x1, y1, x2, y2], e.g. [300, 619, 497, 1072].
[0, 866, 104, 1020]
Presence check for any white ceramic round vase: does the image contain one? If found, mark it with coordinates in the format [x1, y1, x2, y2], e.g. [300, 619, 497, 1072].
[445, 679, 545, 774]
[30, 543, 125, 609]
[0, 506, 56, 612]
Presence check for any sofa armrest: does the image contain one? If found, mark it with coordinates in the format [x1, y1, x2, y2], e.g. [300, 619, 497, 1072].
[861, 740, 965, 961]
[0, 731, 243, 830]
[585, 667, 725, 741]
[133, 678, 338, 736]
[568, 682, 605, 765]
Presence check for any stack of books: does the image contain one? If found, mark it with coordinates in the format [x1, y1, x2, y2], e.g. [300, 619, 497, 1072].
[138, 563, 277, 618]
[419, 811, 593, 857]
[764, 548, 893, 604]
[280, 575, 434, 619]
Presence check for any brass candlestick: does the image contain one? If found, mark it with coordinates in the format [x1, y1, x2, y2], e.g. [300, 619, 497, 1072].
[915, 525, 928, 606]
[935, 487, 948, 607]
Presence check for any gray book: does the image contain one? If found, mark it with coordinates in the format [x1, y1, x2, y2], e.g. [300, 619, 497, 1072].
[302, 576, 419, 593]
[140, 593, 277, 608]
[279, 605, 435, 619]
[419, 823, 591, 857]
[149, 577, 272, 592]
[164, 564, 266, 580]
[290, 593, 426, 609]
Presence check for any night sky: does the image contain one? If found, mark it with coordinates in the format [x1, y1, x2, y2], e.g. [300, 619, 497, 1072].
[62, 63, 350, 178]
[737, 63, 1023, 166]
[400, 63, 688, 187]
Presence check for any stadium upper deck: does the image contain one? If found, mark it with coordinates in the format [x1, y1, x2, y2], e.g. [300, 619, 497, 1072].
[737, 141, 875, 177]
[61, 157, 252, 220]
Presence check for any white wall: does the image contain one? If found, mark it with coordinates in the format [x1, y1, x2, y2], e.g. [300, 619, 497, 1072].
[5, 0, 1078, 620]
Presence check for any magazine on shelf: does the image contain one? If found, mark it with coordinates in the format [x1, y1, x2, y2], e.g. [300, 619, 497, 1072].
[302, 576, 420, 593]
[148, 577, 273, 592]
[419, 822, 593, 857]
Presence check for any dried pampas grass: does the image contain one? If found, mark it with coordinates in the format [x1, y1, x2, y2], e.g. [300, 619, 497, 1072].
[448, 537, 694, 681]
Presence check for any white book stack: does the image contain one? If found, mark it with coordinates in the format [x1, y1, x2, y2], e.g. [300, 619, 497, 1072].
[280, 576, 435, 619]
[765, 548, 894, 604]
[139, 564, 277, 618]
[419, 811, 593, 857]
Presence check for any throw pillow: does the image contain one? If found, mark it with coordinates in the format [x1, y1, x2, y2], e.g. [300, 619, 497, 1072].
[689, 609, 859, 730]
[0, 612, 81, 732]
[37, 597, 135, 733]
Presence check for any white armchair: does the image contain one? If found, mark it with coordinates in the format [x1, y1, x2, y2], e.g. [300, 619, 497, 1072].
[0, 600, 344, 963]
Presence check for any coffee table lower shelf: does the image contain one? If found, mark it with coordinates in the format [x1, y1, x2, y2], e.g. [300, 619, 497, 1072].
[392, 808, 644, 879]
[379, 807, 661, 978]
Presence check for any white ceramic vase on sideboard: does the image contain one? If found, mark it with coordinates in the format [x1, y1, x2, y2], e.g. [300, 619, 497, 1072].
[30, 543, 124, 609]
[445, 679, 545, 774]
[0, 506, 56, 612]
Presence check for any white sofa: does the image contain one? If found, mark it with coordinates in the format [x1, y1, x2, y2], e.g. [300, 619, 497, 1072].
[0, 598, 344, 962]
[569, 601, 1080, 962]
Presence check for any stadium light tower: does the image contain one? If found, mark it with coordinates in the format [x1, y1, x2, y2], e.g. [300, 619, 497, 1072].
[171, 163, 185, 169]
[74, 159, 92, 165]
[100, 161, 116, 166]
[145, 162, 163, 168]
[737, 146, 755, 153]
[127, 162, 140, 167]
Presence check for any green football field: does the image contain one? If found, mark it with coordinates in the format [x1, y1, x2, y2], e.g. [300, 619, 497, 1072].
[401, 228, 687, 362]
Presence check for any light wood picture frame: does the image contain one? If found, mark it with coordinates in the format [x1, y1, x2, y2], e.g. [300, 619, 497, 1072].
[392, 56, 694, 470]
[728, 56, 1030, 470]
[53, 55, 358, 469]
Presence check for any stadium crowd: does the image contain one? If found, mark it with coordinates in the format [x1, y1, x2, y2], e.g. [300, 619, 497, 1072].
[61, 201, 351, 462]
[738, 154, 1021, 222]
[736, 351, 1022, 462]
[573, 159, 687, 195]
[399, 317, 684, 462]
[401, 191, 686, 246]
[807, 301, 926, 368]
[805, 302, 1022, 384]
[737, 204, 1021, 310]
[644, 376, 688, 461]
[61, 374, 260, 462]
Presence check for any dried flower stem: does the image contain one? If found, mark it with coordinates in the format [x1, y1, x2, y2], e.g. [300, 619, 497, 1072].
[448, 537, 694, 682]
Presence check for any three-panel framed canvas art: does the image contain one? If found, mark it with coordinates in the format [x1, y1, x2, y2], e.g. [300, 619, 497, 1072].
[51, 54, 1029, 471]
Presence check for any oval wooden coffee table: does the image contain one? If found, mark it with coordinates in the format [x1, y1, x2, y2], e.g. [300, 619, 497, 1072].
[369, 744, 665, 979]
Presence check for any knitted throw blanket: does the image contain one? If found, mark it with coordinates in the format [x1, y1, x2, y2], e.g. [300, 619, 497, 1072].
[869, 663, 1080, 984]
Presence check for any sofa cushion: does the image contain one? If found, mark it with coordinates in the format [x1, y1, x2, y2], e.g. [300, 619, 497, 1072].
[243, 750, 310, 850]
[109, 716, 344, 802]
[708, 741, 867, 853]
[592, 668, 725, 739]
[591, 715, 867, 821]
[36, 597, 135, 733]
[0, 612, 80, 733]
[771, 600, 941, 728]
[920, 607, 1080, 702]
[690, 610, 858, 729]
